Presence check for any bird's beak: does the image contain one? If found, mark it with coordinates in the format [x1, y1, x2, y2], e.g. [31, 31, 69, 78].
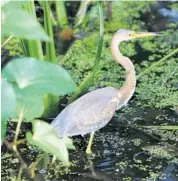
[130, 31, 159, 39]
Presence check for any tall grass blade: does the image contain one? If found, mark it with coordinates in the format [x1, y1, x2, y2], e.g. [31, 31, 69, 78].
[68, 2, 104, 103]
[55, 0, 68, 27]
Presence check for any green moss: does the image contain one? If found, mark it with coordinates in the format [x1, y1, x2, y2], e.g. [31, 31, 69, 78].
[104, 1, 156, 32]
[132, 138, 142, 146]
[142, 145, 178, 163]
[3, 38, 23, 57]
[136, 58, 178, 108]
[147, 129, 178, 142]
[78, 1, 156, 36]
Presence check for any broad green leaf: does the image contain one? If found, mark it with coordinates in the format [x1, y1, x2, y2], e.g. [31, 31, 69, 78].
[1, 4, 50, 41]
[2, 58, 77, 98]
[1, 0, 27, 8]
[1, 0, 11, 7]
[2, 57, 76, 121]
[12, 89, 44, 121]
[26, 120, 71, 164]
[1, 78, 16, 140]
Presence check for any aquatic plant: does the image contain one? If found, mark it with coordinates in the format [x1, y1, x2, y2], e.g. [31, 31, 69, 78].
[55, 0, 68, 27]
[1, 1, 77, 179]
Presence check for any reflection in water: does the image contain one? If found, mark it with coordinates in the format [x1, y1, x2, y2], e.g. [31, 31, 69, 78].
[162, 164, 178, 181]
[82, 156, 117, 181]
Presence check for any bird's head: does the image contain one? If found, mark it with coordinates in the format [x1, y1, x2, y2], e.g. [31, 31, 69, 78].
[115, 29, 159, 41]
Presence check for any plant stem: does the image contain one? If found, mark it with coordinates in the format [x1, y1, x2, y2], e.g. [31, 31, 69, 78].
[13, 112, 24, 145]
[20, 39, 29, 57]
[68, 2, 104, 103]
[30, 153, 47, 178]
[142, 125, 178, 130]
[1, 35, 13, 48]
[4, 139, 34, 180]
[42, 1, 58, 117]
[43, 1, 56, 63]
[51, 155, 56, 165]
[55, 0, 68, 27]
[50, 10, 57, 26]
[74, 0, 92, 27]
[137, 48, 178, 79]
[23, 1, 44, 60]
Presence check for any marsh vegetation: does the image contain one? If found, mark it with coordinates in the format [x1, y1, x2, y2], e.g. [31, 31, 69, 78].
[1, 1, 178, 181]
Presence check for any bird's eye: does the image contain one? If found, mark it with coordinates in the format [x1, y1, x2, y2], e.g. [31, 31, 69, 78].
[128, 33, 131, 36]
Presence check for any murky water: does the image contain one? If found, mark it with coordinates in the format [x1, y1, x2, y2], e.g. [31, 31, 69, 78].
[51, 106, 178, 181]
[2, 106, 178, 181]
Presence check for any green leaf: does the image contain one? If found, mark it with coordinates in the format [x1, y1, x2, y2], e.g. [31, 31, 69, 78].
[1, 0, 11, 7]
[3, 58, 77, 98]
[43, 1, 56, 63]
[2, 57, 76, 121]
[1, 3, 50, 41]
[12, 87, 44, 121]
[1, 78, 16, 140]
[1, 0, 27, 8]
[26, 120, 71, 164]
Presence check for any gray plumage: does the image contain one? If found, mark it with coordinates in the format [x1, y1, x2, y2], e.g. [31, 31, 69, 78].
[51, 87, 119, 137]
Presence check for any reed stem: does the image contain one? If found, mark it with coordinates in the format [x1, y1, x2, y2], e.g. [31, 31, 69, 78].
[137, 48, 178, 79]
[68, 2, 104, 103]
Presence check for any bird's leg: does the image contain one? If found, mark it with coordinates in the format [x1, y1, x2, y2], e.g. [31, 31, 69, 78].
[86, 132, 95, 154]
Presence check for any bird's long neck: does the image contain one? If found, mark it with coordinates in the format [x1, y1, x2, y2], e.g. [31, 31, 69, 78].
[111, 34, 136, 105]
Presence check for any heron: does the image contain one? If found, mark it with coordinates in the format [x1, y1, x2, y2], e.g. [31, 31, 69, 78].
[51, 29, 158, 154]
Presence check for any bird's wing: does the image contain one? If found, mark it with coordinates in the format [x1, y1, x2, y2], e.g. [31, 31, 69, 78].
[51, 87, 119, 136]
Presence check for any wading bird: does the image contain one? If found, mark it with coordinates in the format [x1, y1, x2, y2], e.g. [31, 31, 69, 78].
[52, 29, 158, 154]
